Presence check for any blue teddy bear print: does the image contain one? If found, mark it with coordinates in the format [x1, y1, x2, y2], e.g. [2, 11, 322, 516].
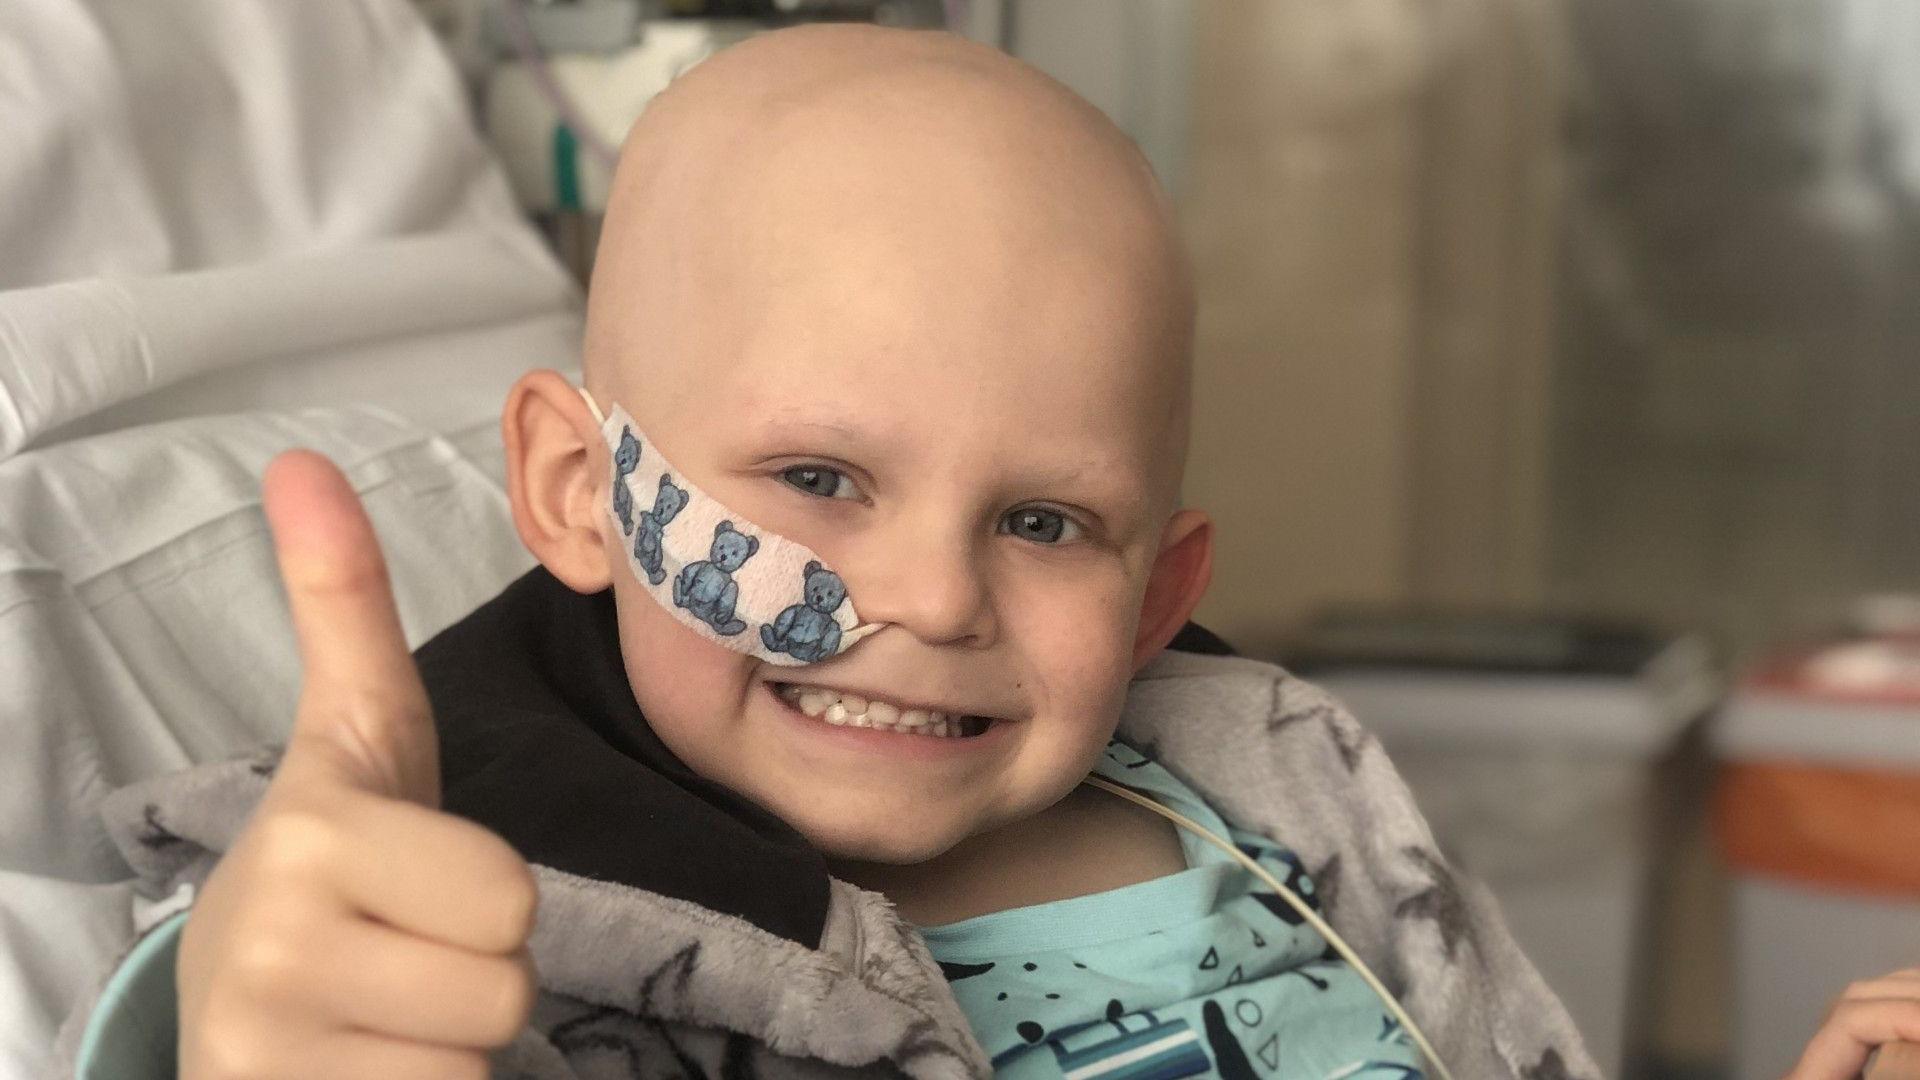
[633, 474, 689, 585]
[674, 520, 759, 636]
[611, 428, 642, 534]
[759, 561, 847, 662]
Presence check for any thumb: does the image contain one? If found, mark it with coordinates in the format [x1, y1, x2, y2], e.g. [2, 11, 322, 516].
[263, 450, 440, 807]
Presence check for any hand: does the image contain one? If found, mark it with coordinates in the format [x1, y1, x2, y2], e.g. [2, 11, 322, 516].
[178, 451, 539, 1080]
[1784, 970, 1920, 1080]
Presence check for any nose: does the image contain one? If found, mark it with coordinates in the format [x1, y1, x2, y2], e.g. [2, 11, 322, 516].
[851, 525, 998, 649]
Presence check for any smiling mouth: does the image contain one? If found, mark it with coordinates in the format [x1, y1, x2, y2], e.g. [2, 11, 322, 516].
[772, 683, 993, 739]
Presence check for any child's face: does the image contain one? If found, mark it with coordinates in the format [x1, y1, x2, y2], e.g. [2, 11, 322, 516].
[575, 27, 1203, 864]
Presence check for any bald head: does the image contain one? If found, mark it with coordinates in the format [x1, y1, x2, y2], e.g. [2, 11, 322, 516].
[533, 29, 1215, 856]
[582, 24, 1194, 510]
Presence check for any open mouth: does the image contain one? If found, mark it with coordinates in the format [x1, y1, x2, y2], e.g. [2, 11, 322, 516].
[772, 683, 994, 739]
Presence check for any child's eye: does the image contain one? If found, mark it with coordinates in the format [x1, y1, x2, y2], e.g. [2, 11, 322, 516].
[1001, 507, 1082, 545]
[780, 465, 858, 500]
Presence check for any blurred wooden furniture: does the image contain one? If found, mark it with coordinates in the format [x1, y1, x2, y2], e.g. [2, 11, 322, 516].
[1182, 0, 1569, 656]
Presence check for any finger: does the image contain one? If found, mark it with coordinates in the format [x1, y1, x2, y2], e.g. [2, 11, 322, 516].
[1846, 974, 1920, 1002]
[1787, 1000, 1920, 1080]
[1867, 1042, 1920, 1080]
[307, 920, 535, 1049]
[1847, 985, 1920, 1007]
[327, 793, 539, 954]
[263, 450, 439, 806]
[283, 1031, 492, 1080]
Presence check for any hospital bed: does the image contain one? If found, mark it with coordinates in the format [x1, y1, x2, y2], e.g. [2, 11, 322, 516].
[5, 4, 1919, 1080]
[0, 2, 574, 1074]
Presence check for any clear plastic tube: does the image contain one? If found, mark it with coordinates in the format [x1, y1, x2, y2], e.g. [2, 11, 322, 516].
[1082, 774, 1458, 1080]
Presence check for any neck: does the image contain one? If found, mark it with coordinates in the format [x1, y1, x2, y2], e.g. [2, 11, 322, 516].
[825, 805, 1056, 927]
[826, 781, 1189, 927]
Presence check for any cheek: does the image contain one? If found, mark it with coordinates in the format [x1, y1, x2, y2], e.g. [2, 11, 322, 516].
[1005, 562, 1142, 709]
[612, 581, 754, 746]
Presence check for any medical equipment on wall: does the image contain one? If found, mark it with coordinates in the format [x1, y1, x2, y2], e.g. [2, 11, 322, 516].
[481, 0, 946, 216]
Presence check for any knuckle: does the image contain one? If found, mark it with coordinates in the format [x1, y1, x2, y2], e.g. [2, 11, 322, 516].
[495, 865, 540, 942]
[441, 1052, 492, 1080]
[336, 684, 428, 736]
[1841, 979, 1880, 1001]
[254, 808, 342, 874]
[469, 842, 538, 947]
[200, 1027, 275, 1080]
[477, 965, 537, 1045]
[286, 546, 388, 603]
[231, 931, 302, 991]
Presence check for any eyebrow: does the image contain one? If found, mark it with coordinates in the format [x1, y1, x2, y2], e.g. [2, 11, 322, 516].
[1019, 462, 1095, 487]
[748, 411, 1136, 505]
[757, 417, 1100, 477]
[745, 414, 875, 454]
[762, 416, 861, 439]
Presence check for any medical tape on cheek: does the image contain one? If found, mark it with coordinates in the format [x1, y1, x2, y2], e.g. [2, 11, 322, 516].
[579, 389, 886, 666]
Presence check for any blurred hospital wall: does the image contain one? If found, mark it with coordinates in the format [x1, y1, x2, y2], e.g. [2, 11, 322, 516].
[1167, 0, 1920, 663]
[1136, 2, 1920, 1077]
[1176, 0, 1566, 658]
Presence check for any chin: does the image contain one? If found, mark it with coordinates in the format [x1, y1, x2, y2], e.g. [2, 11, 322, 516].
[787, 809, 970, 866]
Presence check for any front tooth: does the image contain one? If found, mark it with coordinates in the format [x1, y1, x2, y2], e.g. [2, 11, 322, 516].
[866, 701, 899, 725]
[799, 692, 829, 718]
[825, 702, 849, 724]
[932, 718, 952, 738]
[896, 708, 932, 728]
[840, 693, 868, 715]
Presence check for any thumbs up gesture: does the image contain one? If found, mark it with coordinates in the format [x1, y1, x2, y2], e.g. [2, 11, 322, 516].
[178, 451, 538, 1080]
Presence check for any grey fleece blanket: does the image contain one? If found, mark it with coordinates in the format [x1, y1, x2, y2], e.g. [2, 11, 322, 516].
[51, 652, 1598, 1080]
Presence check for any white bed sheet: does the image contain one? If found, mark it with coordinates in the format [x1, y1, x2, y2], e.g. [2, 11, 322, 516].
[0, 0, 588, 1073]
[0, 0, 585, 458]
[0, 229, 582, 461]
[0, 407, 536, 1077]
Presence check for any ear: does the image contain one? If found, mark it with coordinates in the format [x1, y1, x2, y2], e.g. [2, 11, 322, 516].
[716, 520, 731, 536]
[746, 536, 760, 555]
[1131, 509, 1215, 671]
[503, 368, 614, 594]
[805, 560, 821, 575]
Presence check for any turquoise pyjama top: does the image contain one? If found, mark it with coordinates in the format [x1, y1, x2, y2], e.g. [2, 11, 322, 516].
[920, 741, 1425, 1080]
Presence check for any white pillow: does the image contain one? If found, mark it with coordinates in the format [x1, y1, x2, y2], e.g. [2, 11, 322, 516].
[0, 0, 521, 285]
[0, 0, 583, 457]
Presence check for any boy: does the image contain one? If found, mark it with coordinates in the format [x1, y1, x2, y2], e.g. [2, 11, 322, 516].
[56, 23, 1917, 1080]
